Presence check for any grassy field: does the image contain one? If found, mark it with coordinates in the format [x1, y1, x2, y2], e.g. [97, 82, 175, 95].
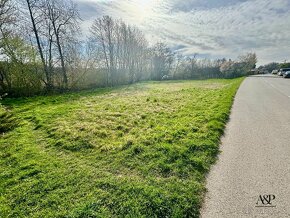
[0, 78, 243, 217]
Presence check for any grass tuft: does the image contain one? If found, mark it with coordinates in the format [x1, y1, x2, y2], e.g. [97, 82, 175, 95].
[0, 107, 18, 133]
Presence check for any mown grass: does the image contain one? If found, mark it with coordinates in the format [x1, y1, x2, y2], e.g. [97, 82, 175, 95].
[0, 78, 243, 217]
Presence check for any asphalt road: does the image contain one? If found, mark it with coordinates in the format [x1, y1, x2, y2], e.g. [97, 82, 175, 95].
[201, 74, 290, 218]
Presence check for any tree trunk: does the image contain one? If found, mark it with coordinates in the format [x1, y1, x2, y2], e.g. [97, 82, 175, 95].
[25, 0, 51, 90]
[53, 22, 68, 89]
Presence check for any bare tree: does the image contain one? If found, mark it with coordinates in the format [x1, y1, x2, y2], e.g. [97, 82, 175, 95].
[220, 53, 257, 78]
[23, 0, 80, 90]
[238, 53, 257, 70]
[0, 0, 15, 35]
[90, 16, 148, 86]
[44, 0, 80, 89]
[151, 42, 174, 80]
[91, 16, 117, 86]
[25, 0, 52, 89]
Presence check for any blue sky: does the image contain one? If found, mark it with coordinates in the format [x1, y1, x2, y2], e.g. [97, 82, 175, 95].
[76, 0, 290, 65]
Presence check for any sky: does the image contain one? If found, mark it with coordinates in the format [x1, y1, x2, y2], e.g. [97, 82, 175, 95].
[75, 0, 290, 65]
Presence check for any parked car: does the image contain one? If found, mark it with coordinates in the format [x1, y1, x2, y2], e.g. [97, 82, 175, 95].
[271, 70, 278, 74]
[283, 71, 290, 78]
[161, 75, 172, 80]
[278, 68, 290, 76]
[258, 69, 269, 74]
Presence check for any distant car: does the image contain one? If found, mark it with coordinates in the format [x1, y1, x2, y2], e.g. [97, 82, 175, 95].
[283, 71, 290, 78]
[271, 70, 278, 74]
[278, 68, 290, 76]
[161, 75, 172, 80]
[257, 69, 269, 74]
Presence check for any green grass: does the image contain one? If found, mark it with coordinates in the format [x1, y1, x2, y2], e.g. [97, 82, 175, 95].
[0, 78, 243, 217]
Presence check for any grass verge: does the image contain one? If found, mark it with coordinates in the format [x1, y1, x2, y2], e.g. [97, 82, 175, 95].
[0, 78, 243, 217]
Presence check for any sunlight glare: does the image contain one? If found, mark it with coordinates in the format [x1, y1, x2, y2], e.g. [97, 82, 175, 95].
[135, 0, 155, 22]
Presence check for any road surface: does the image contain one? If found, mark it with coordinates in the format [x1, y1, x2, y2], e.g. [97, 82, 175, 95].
[201, 74, 290, 218]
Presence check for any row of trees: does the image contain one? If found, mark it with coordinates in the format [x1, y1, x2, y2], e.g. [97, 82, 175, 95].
[0, 0, 258, 97]
[90, 16, 149, 86]
[220, 53, 257, 78]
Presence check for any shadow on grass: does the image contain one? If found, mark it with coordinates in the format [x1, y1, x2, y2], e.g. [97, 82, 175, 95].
[1, 83, 145, 108]
[1, 78, 245, 108]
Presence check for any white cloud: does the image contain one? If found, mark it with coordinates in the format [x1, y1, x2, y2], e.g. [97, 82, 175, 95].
[75, 0, 290, 65]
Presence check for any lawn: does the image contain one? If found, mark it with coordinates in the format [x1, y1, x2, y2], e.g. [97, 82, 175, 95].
[0, 78, 243, 217]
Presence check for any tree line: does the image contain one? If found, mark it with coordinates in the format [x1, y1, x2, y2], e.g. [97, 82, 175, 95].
[0, 0, 258, 97]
